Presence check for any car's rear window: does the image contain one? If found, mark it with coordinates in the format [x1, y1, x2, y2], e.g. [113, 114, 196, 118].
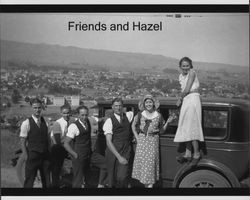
[203, 110, 228, 139]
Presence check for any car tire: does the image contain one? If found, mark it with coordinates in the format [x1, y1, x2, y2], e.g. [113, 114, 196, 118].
[178, 169, 231, 188]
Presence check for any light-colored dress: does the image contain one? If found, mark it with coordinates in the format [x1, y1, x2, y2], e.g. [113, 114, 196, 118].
[132, 110, 164, 185]
[174, 70, 204, 142]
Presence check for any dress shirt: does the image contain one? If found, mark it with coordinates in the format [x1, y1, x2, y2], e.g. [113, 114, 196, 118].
[66, 118, 91, 139]
[103, 111, 134, 135]
[20, 115, 47, 138]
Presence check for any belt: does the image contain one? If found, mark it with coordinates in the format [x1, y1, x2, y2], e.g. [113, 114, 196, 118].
[139, 131, 159, 137]
[189, 90, 199, 94]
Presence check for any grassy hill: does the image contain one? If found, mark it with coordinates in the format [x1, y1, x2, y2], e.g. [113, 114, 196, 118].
[1, 40, 248, 74]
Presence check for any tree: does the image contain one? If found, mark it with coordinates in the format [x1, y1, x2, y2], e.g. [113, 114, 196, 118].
[24, 96, 30, 103]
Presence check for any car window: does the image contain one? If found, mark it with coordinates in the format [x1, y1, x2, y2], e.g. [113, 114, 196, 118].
[159, 107, 228, 140]
[203, 110, 228, 139]
[159, 108, 179, 136]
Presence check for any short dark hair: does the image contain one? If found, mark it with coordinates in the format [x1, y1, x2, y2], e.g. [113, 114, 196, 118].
[60, 104, 71, 111]
[76, 105, 89, 114]
[179, 57, 193, 69]
[112, 97, 123, 105]
[30, 97, 43, 106]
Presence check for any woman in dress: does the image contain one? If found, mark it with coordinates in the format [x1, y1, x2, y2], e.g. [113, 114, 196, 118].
[131, 94, 174, 188]
[174, 57, 204, 166]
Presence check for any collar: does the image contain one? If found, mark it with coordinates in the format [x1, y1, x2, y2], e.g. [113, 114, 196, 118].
[32, 115, 41, 122]
[79, 119, 87, 126]
[141, 110, 158, 119]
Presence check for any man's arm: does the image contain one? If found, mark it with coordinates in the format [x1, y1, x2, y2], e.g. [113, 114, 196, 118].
[103, 117, 128, 165]
[51, 121, 62, 145]
[105, 133, 128, 165]
[20, 137, 28, 160]
[64, 136, 77, 159]
[19, 119, 29, 160]
[131, 115, 139, 142]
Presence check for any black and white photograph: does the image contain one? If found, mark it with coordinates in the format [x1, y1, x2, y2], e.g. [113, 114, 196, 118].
[0, 2, 249, 198]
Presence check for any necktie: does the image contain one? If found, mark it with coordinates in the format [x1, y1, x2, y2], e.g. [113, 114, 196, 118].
[64, 122, 68, 135]
[84, 121, 88, 130]
[37, 118, 41, 128]
[120, 113, 124, 123]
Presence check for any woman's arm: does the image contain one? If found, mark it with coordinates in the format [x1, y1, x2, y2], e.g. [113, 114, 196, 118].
[159, 113, 176, 134]
[162, 114, 176, 132]
[180, 70, 196, 99]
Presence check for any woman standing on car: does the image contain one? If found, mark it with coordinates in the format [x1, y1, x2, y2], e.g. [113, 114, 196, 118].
[174, 57, 204, 166]
[131, 94, 174, 188]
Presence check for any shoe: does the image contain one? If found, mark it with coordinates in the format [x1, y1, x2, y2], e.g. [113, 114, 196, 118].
[189, 156, 201, 167]
[176, 155, 192, 164]
[97, 184, 105, 188]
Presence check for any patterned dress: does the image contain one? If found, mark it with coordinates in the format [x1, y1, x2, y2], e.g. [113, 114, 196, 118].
[132, 111, 164, 185]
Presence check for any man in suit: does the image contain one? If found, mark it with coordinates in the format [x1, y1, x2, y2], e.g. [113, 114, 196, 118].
[20, 98, 51, 188]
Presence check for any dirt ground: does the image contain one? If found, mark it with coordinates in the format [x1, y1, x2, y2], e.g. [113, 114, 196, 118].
[1, 167, 21, 188]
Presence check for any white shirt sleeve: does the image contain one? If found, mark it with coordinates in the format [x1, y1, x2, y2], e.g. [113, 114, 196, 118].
[51, 121, 61, 137]
[103, 118, 113, 135]
[20, 119, 30, 138]
[66, 123, 79, 139]
[126, 111, 134, 123]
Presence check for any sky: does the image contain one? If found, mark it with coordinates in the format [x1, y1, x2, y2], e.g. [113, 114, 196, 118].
[0, 13, 249, 66]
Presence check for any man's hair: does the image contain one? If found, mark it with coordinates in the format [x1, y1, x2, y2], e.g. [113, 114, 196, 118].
[76, 105, 89, 114]
[112, 97, 123, 105]
[30, 97, 43, 105]
[60, 104, 71, 111]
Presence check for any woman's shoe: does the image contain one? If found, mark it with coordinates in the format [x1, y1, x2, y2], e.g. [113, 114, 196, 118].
[176, 155, 192, 164]
[189, 156, 201, 167]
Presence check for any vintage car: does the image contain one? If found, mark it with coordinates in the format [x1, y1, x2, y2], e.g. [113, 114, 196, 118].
[96, 97, 250, 188]
[14, 97, 249, 188]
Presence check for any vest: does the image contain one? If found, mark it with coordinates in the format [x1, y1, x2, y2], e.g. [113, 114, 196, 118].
[27, 117, 48, 153]
[73, 119, 91, 159]
[110, 113, 131, 157]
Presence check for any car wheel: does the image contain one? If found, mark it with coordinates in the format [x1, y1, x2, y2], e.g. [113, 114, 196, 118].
[178, 169, 231, 188]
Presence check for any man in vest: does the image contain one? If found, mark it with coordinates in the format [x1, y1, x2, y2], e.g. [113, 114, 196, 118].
[50, 104, 72, 188]
[64, 105, 92, 188]
[90, 109, 113, 188]
[20, 98, 51, 188]
[103, 98, 134, 188]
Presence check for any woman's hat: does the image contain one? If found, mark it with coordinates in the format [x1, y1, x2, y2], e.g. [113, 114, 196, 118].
[138, 94, 160, 111]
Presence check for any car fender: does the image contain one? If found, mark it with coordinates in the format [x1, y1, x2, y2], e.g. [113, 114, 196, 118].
[173, 158, 241, 187]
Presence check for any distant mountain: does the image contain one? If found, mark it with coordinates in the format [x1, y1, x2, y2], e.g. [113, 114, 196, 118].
[0, 40, 248, 74]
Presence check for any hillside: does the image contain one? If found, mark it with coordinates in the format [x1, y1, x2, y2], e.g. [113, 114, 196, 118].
[0, 40, 248, 73]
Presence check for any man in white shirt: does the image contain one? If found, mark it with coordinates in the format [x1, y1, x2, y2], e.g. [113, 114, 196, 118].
[19, 98, 50, 188]
[64, 105, 92, 188]
[50, 104, 72, 188]
[103, 97, 134, 188]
